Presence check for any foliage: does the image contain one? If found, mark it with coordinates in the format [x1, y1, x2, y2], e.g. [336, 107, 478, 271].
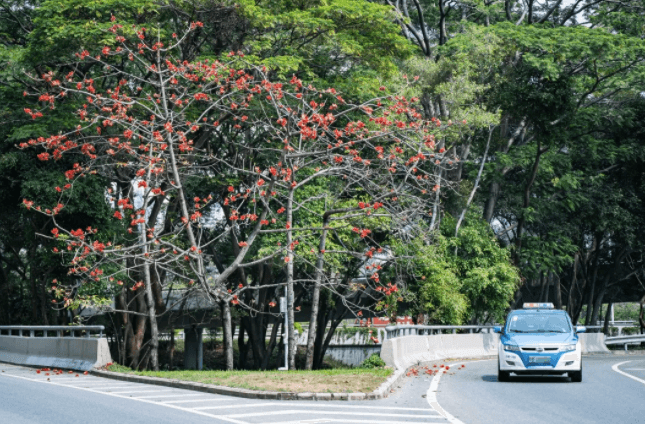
[359, 352, 386, 368]
[389, 212, 519, 324]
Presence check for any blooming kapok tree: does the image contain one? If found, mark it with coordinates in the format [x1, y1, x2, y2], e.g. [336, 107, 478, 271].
[20, 18, 463, 370]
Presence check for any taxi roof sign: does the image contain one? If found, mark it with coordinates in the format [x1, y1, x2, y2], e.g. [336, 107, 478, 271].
[523, 302, 554, 309]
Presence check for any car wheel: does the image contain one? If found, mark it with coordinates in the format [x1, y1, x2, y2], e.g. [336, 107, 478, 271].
[498, 364, 510, 382]
[570, 367, 582, 383]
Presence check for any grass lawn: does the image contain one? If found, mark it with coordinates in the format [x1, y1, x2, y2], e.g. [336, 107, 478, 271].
[106, 364, 392, 393]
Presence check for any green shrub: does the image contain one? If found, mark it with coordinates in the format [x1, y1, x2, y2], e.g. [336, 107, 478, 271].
[360, 353, 386, 368]
[622, 327, 641, 335]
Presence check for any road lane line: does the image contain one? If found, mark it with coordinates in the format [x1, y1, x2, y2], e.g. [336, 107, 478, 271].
[427, 359, 493, 424]
[75, 385, 156, 390]
[193, 402, 275, 410]
[267, 420, 447, 424]
[0, 372, 248, 424]
[612, 361, 645, 386]
[135, 393, 217, 400]
[107, 389, 174, 394]
[223, 410, 441, 419]
[161, 398, 228, 404]
[287, 404, 439, 412]
[58, 381, 140, 387]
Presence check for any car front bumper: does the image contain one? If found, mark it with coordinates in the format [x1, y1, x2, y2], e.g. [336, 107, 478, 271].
[498, 342, 582, 374]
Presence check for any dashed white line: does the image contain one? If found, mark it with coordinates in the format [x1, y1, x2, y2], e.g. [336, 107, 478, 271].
[107, 389, 174, 394]
[135, 393, 214, 400]
[161, 397, 226, 404]
[612, 361, 645, 386]
[76, 385, 150, 390]
[287, 404, 440, 412]
[0, 372, 247, 424]
[260, 420, 446, 424]
[193, 402, 276, 411]
[224, 410, 441, 419]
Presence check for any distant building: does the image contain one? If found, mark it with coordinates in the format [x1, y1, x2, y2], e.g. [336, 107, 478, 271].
[356, 316, 413, 327]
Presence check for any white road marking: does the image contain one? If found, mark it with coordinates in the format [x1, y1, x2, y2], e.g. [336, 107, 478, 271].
[57, 381, 124, 385]
[107, 389, 174, 394]
[224, 410, 440, 419]
[193, 402, 276, 411]
[0, 372, 247, 424]
[427, 359, 493, 424]
[135, 393, 215, 400]
[72, 385, 146, 389]
[261, 420, 446, 424]
[612, 361, 645, 386]
[73, 385, 157, 390]
[161, 397, 227, 404]
[287, 404, 440, 412]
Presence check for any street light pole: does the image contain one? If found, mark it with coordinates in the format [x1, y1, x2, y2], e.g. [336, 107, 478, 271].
[279, 285, 288, 371]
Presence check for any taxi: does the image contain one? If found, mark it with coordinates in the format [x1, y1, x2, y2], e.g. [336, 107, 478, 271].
[493, 303, 585, 382]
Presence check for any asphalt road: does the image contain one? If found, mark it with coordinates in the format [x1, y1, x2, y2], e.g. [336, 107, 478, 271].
[1, 355, 643, 424]
[0, 362, 444, 424]
[435, 354, 645, 424]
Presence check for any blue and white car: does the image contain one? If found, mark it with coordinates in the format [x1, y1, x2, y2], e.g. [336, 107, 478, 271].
[494, 303, 586, 382]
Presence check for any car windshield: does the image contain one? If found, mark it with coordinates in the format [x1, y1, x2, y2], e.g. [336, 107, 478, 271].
[507, 313, 571, 333]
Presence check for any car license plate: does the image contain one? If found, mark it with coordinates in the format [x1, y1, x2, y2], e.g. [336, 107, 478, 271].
[529, 356, 550, 364]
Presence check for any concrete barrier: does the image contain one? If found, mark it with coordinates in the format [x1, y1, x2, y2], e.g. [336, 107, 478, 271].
[381, 332, 608, 368]
[0, 336, 112, 371]
[323, 345, 382, 366]
[580, 333, 610, 353]
[380, 333, 499, 369]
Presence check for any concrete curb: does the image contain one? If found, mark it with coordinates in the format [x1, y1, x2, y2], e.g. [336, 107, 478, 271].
[91, 367, 409, 401]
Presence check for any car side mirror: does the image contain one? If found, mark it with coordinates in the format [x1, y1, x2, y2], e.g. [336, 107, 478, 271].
[493, 326, 502, 334]
[575, 326, 586, 333]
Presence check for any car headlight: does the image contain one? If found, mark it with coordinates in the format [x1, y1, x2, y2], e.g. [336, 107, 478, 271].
[503, 344, 521, 352]
[561, 344, 577, 352]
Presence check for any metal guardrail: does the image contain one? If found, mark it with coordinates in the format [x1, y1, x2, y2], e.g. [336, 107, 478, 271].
[385, 325, 496, 339]
[605, 333, 645, 352]
[0, 326, 105, 338]
[605, 334, 645, 345]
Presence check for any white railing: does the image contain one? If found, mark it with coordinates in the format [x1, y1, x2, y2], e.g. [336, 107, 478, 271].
[0, 325, 105, 338]
[385, 325, 497, 339]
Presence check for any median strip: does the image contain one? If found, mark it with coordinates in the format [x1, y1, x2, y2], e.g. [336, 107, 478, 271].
[92, 366, 402, 401]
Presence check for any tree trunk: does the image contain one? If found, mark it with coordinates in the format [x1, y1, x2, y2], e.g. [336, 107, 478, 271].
[221, 300, 234, 370]
[567, 253, 579, 314]
[262, 320, 281, 370]
[553, 272, 562, 309]
[483, 182, 500, 223]
[603, 302, 612, 335]
[237, 319, 248, 369]
[584, 256, 600, 325]
[314, 311, 345, 369]
[515, 140, 548, 259]
[305, 215, 330, 370]
[286, 189, 296, 369]
[142, 257, 159, 370]
[590, 282, 606, 326]
[639, 297, 645, 334]
[439, 0, 448, 45]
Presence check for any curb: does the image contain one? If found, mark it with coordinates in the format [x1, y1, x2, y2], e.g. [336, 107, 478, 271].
[91, 366, 411, 401]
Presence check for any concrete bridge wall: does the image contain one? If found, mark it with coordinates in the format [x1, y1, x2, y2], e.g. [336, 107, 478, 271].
[0, 335, 112, 371]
